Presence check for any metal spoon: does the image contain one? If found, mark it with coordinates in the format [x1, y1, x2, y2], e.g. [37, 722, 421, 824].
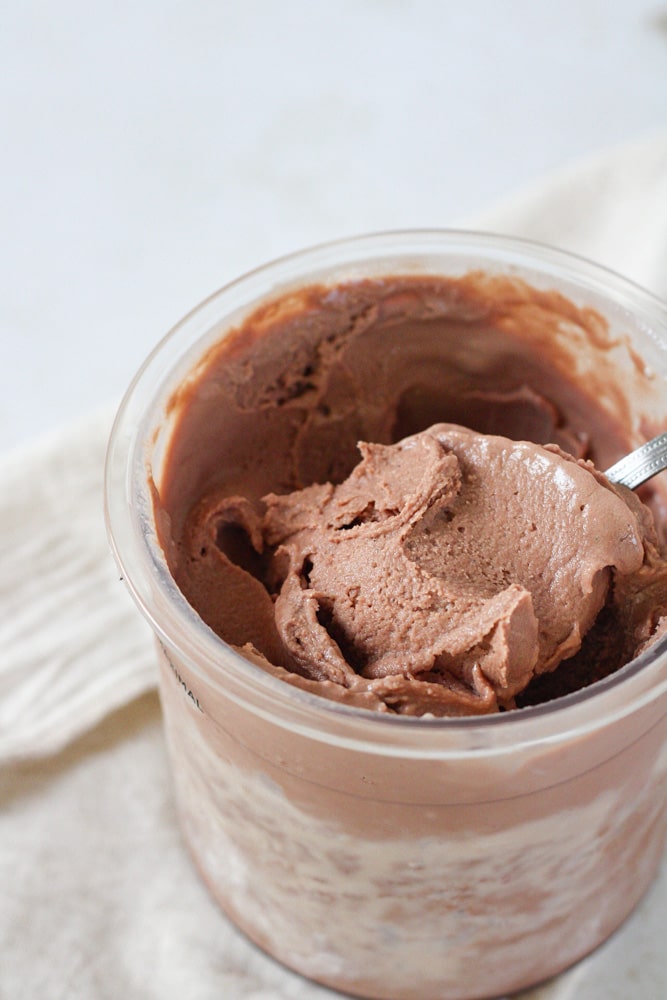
[605, 431, 667, 490]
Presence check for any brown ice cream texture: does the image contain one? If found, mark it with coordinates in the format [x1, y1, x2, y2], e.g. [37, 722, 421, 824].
[158, 273, 667, 718]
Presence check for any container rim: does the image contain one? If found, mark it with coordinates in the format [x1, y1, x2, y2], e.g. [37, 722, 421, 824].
[104, 228, 667, 757]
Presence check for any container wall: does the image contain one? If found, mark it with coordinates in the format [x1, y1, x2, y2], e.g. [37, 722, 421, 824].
[157, 641, 667, 1000]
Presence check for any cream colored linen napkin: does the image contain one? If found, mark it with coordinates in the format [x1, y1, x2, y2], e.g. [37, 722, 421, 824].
[2, 132, 667, 999]
[0, 406, 155, 763]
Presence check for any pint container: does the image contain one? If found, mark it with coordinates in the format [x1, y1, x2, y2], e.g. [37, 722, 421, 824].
[105, 232, 667, 999]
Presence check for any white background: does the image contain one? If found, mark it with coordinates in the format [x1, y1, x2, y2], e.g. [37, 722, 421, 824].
[2, 0, 666, 454]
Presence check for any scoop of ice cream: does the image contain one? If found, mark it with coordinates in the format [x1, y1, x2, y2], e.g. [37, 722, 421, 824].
[179, 423, 664, 716]
[257, 424, 645, 713]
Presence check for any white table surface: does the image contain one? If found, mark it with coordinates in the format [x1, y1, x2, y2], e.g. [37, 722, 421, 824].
[1, 0, 666, 457]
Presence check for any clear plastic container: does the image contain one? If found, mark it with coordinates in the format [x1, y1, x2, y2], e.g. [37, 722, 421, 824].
[105, 231, 667, 1000]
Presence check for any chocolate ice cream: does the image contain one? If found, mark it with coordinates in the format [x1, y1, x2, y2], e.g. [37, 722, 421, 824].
[108, 237, 667, 1000]
[158, 274, 667, 716]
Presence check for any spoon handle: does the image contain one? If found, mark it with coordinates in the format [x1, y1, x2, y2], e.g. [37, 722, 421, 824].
[605, 430, 667, 490]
